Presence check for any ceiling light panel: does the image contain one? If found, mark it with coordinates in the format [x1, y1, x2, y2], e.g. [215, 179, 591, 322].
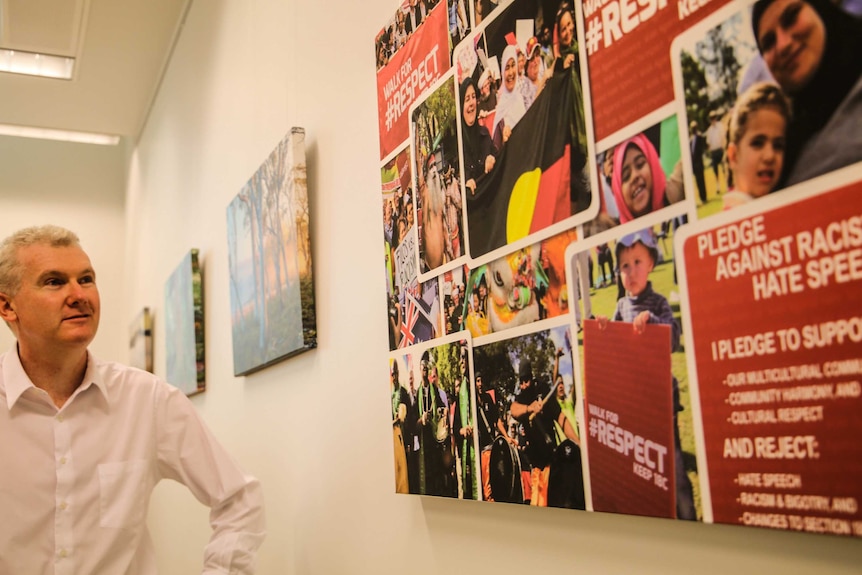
[0, 48, 73, 79]
[0, 123, 120, 145]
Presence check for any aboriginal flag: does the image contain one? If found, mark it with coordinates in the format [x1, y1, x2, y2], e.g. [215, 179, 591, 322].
[465, 71, 588, 257]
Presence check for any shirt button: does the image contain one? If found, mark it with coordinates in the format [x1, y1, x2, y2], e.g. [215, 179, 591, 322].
[59, 549, 68, 558]
[59, 457, 67, 465]
[57, 415, 64, 422]
[59, 502, 68, 510]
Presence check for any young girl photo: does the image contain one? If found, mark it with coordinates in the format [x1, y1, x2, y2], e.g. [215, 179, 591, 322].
[723, 82, 791, 210]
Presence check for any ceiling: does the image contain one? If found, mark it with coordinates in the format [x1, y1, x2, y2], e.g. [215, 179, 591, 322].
[0, 0, 191, 144]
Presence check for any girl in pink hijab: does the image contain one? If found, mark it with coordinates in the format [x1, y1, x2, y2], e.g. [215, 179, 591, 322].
[611, 134, 666, 223]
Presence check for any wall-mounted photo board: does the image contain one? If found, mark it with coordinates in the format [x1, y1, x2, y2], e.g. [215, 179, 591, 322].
[375, 0, 862, 539]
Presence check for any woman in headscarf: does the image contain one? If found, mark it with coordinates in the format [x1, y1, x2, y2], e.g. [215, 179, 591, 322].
[459, 77, 496, 195]
[491, 44, 527, 151]
[752, 0, 862, 186]
[552, 3, 590, 212]
[611, 134, 667, 224]
[553, 3, 577, 72]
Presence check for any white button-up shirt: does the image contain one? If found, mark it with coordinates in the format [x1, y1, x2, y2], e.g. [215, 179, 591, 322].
[0, 348, 265, 574]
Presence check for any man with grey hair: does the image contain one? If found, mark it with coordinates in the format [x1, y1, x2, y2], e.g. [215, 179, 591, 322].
[0, 225, 265, 574]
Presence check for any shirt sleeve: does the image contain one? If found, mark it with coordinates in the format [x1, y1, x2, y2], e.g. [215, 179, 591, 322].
[649, 295, 681, 352]
[154, 384, 266, 574]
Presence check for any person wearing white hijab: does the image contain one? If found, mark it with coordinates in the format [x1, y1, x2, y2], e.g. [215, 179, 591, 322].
[491, 44, 527, 151]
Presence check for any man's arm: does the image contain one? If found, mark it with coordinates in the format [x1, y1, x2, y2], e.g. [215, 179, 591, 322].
[552, 348, 563, 384]
[510, 393, 544, 420]
[156, 384, 266, 575]
[509, 399, 529, 419]
[446, 178, 462, 210]
[452, 395, 463, 437]
[495, 417, 509, 440]
[557, 412, 580, 445]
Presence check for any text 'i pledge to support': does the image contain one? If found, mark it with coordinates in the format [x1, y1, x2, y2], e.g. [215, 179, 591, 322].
[711, 317, 862, 360]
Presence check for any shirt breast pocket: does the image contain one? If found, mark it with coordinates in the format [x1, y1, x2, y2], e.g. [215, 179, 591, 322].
[98, 460, 151, 529]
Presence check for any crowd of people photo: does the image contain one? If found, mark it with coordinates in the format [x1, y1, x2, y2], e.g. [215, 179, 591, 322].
[376, 0, 484, 72]
[390, 329, 587, 508]
[472, 328, 584, 508]
[408, 81, 466, 273]
[456, 0, 592, 256]
[383, 149, 444, 351]
[376, 0, 443, 70]
[391, 342, 478, 499]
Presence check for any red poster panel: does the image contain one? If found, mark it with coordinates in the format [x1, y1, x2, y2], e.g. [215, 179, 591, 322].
[581, 0, 729, 141]
[583, 320, 676, 518]
[683, 181, 862, 537]
[376, 4, 450, 160]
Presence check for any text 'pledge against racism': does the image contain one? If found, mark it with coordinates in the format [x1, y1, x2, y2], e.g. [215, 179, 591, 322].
[696, 214, 862, 301]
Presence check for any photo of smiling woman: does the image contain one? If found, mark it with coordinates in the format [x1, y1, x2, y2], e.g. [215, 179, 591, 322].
[752, 0, 862, 187]
[491, 44, 528, 152]
[460, 77, 496, 196]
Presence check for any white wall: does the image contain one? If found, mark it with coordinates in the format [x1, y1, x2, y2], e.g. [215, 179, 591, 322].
[0, 135, 127, 362]
[123, 1, 862, 575]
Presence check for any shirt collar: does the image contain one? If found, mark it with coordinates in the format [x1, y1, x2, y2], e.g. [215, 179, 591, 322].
[626, 281, 654, 302]
[2, 346, 108, 409]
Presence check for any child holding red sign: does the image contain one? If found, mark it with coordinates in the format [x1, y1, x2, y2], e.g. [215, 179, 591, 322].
[597, 230, 696, 520]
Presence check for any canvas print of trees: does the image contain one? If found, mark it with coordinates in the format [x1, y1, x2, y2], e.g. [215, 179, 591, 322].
[165, 249, 205, 395]
[226, 127, 317, 376]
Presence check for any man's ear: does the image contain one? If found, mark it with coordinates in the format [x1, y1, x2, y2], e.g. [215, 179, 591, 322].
[0, 293, 17, 324]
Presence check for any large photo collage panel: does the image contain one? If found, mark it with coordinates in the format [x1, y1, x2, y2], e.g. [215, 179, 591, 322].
[375, 0, 862, 538]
